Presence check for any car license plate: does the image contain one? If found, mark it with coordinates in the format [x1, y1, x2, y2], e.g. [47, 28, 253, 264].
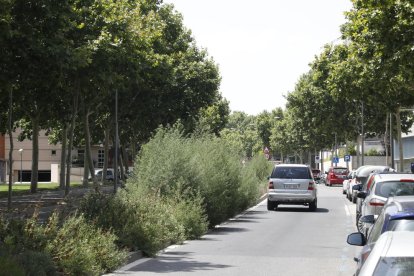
[284, 184, 300, 189]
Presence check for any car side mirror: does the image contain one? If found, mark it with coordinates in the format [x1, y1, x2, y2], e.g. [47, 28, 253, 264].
[347, 232, 366, 246]
[352, 184, 362, 191]
[357, 191, 367, 199]
[360, 215, 375, 224]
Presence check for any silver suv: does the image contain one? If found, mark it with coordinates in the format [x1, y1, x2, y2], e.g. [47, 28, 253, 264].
[267, 164, 318, 211]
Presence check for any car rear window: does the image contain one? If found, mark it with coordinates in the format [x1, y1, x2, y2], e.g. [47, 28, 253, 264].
[271, 167, 311, 179]
[332, 168, 348, 174]
[375, 181, 414, 197]
[373, 257, 414, 275]
[388, 219, 414, 232]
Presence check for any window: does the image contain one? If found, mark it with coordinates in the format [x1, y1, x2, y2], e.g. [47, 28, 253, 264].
[373, 257, 414, 275]
[51, 150, 56, 156]
[98, 149, 104, 168]
[271, 167, 311, 179]
[78, 149, 85, 160]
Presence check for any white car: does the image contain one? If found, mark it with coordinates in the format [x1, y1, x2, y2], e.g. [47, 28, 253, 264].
[343, 170, 356, 195]
[357, 173, 414, 235]
[359, 231, 414, 276]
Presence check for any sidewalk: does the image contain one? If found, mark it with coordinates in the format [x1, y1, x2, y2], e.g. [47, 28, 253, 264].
[0, 185, 115, 222]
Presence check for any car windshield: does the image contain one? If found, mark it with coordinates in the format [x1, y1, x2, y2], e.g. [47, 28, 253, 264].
[375, 181, 414, 197]
[373, 257, 414, 276]
[271, 167, 311, 179]
[333, 168, 347, 174]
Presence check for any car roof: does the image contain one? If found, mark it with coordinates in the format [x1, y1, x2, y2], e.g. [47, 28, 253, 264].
[355, 165, 393, 177]
[373, 173, 414, 181]
[379, 231, 414, 257]
[274, 164, 308, 168]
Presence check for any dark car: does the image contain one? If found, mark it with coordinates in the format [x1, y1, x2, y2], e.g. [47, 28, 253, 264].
[347, 196, 414, 275]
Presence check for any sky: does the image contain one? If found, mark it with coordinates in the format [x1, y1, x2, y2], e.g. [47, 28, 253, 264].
[163, 0, 353, 115]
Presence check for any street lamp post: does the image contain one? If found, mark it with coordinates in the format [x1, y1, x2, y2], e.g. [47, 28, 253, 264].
[18, 149, 23, 184]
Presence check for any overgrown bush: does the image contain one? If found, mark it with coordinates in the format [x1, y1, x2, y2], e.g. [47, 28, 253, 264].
[80, 186, 205, 256]
[131, 125, 265, 226]
[80, 125, 270, 257]
[16, 250, 56, 276]
[43, 215, 126, 275]
[0, 213, 127, 276]
[0, 255, 25, 276]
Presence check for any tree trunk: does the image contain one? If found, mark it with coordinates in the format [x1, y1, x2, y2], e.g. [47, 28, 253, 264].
[7, 89, 13, 210]
[65, 91, 78, 196]
[84, 107, 99, 192]
[30, 115, 40, 193]
[102, 121, 111, 185]
[356, 135, 361, 168]
[395, 108, 404, 171]
[59, 124, 68, 190]
[119, 146, 125, 183]
[82, 146, 89, 186]
[122, 145, 129, 175]
[384, 113, 390, 167]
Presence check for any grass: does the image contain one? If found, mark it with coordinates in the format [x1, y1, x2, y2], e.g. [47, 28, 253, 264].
[0, 183, 83, 198]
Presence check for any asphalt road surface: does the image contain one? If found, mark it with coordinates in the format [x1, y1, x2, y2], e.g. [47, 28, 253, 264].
[108, 184, 360, 276]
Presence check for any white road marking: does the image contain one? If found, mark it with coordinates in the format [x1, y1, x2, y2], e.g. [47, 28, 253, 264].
[344, 204, 351, 217]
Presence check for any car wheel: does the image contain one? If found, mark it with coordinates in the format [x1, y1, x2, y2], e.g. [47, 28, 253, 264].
[309, 199, 317, 211]
[267, 200, 277, 211]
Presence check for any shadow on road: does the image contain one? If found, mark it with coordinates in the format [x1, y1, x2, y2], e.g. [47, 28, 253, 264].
[271, 207, 330, 213]
[210, 226, 249, 234]
[126, 255, 231, 273]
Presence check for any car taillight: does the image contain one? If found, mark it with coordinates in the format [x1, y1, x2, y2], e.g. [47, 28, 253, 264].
[268, 181, 274, 189]
[400, 179, 414, 182]
[369, 198, 385, 206]
[308, 181, 315, 190]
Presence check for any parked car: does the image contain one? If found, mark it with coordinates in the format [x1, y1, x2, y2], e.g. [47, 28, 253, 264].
[312, 169, 321, 183]
[353, 165, 394, 225]
[87, 169, 118, 182]
[325, 166, 349, 186]
[346, 165, 373, 203]
[347, 196, 414, 274]
[357, 173, 414, 235]
[267, 164, 318, 211]
[343, 170, 356, 195]
[358, 231, 414, 276]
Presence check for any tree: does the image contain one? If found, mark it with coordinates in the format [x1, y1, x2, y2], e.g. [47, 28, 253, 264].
[342, 0, 414, 169]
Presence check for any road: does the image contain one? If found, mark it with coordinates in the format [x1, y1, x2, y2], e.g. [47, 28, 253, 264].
[108, 184, 360, 276]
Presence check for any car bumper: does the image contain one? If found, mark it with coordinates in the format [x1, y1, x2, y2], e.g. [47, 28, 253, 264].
[329, 179, 345, 184]
[268, 191, 316, 203]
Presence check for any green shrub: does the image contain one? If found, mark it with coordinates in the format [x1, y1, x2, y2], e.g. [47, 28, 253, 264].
[16, 250, 56, 276]
[45, 215, 127, 275]
[169, 193, 208, 240]
[0, 255, 25, 276]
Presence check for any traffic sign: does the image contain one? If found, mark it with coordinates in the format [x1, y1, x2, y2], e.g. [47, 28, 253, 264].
[333, 157, 339, 164]
[315, 156, 320, 163]
[344, 155, 351, 162]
